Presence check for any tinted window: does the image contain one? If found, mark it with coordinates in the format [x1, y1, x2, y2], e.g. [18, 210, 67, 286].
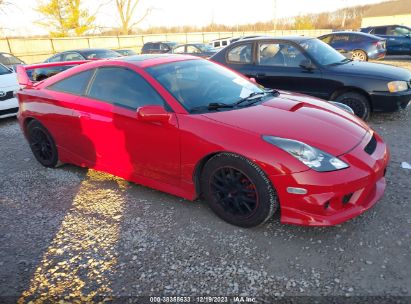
[48, 69, 94, 95]
[187, 45, 201, 53]
[332, 34, 349, 42]
[173, 45, 185, 53]
[0, 53, 23, 65]
[87, 67, 164, 110]
[63, 52, 84, 61]
[81, 49, 121, 59]
[319, 35, 332, 44]
[0, 63, 12, 75]
[258, 43, 306, 67]
[374, 27, 387, 35]
[227, 44, 252, 63]
[391, 26, 411, 36]
[151, 43, 160, 50]
[48, 54, 62, 63]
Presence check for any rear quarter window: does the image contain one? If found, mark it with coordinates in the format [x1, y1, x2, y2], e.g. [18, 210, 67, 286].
[47, 69, 94, 95]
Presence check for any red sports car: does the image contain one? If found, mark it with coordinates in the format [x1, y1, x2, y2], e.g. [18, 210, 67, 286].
[16, 55, 389, 227]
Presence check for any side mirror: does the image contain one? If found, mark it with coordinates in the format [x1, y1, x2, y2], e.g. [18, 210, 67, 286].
[299, 59, 316, 71]
[137, 105, 171, 122]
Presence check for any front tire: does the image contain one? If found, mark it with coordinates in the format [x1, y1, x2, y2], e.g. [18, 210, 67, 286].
[335, 92, 371, 120]
[27, 120, 59, 168]
[201, 153, 279, 228]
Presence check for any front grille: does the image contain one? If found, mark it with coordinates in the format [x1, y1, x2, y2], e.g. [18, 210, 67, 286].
[0, 91, 14, 101]
[0, 107, 18, 116]
[364, 135, 377, 155]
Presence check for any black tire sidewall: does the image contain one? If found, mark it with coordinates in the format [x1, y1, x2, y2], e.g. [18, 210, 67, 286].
[27, 120, 59, 168]
[201, 153, 278, 228]
[335, 92, 371, 120]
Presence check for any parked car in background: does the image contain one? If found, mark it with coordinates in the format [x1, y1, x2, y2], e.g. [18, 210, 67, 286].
[172, 43, 217, 58]
[16, 55, 389, 227]
[115, 49, 138, 56]
[209, 37, 234, 49]
[141, 42, 178, 54]
[318, 32, 386, 61]
[361, 25, 411, 56]
[44, 48, 121, 63]
[0, 52, 25, 71]
[211, 36, 411, 120]
[0, 63, 19, 118]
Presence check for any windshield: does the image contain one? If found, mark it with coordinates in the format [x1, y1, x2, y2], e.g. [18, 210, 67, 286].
[146, 59, 266, 113]
[299, 38, 346, 66]
[0, 63, 12, 75]
[81, 49, 121, 59]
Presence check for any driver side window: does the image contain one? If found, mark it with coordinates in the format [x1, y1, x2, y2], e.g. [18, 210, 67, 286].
[258, 43, 305, 68]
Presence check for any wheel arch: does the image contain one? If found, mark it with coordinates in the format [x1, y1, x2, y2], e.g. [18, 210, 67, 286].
[193, 151, 224, 199]
[192, 150, 279, 199]
[330, 86, 373, 110]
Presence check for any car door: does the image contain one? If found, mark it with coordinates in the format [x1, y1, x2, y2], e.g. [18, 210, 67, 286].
[390, 26, 411, 54]
[372, 26, 401, 54]
[329, 34, 351, 56]
[79, 66, 181, 184]
[250, 41, 331, 99]
[223, 42, 256, 79]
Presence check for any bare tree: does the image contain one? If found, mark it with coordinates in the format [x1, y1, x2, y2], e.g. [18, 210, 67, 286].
[115, 0, 150, 35]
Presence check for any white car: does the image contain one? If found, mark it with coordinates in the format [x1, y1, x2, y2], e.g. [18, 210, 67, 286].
[0, 63, 19, 119]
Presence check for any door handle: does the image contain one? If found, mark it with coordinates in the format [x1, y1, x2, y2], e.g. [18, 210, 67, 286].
[256, 73, 267, 79]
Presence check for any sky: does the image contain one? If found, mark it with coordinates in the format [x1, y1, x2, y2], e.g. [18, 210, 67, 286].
[0, 0, 385, 36]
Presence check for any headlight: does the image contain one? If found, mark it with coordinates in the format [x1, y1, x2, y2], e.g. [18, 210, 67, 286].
[387, 81, 408, 93]
[263, 136, 349, 172]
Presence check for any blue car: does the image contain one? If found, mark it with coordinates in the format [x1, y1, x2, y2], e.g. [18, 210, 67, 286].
[361, 25, 411, 56]
[318, 31, 386, 61]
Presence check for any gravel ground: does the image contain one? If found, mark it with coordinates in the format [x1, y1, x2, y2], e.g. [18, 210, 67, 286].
[1, 58, 411, 303]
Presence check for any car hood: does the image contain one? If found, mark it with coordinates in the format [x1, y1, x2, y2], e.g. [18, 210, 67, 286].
[328, 60, 411, 81]
[202, 92, 370, 156]
[0, 72, 18, 89]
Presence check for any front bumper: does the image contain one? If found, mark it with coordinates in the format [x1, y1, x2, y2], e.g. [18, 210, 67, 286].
[0, 97, 19, 118]
[370, 89, 411, 112]
[270, 131, 390, 226]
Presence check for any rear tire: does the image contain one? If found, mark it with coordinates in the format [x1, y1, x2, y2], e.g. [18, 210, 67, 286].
[201, 153, 279, 228]
[27, 120, 59, 168]
[351, 50, 368, 61]
[335, 91, 371, 121]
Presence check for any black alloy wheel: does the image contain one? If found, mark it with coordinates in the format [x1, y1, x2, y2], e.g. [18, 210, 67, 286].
[27, 120, 59, 167]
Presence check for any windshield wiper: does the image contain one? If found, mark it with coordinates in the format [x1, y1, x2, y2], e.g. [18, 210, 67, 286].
[233, 92, 267, 107]
[207, 102, 234, 110]
[328, 58, 353, 66]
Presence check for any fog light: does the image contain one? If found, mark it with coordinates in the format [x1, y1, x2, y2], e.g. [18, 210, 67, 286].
[287, 187, 308, 195]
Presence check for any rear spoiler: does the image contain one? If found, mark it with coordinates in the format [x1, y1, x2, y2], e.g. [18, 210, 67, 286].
[16, 60, 90, 88]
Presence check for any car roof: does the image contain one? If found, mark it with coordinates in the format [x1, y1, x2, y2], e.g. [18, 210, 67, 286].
[55, 48, 115, 54]
[321, 31, 382, 39]
[232, 36, 312, 43]
[116, 54, 199, 68]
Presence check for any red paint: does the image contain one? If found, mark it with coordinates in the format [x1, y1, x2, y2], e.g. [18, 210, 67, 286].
[16, 56, 390, 226]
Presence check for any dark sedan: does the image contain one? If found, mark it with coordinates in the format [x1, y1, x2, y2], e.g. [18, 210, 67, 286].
[361, 25, 411, 56]
[211, 36, 411, 120]
[44, 48, 121, 63]
[172, 43, 217, 58]
[318, 31, 386, 61]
